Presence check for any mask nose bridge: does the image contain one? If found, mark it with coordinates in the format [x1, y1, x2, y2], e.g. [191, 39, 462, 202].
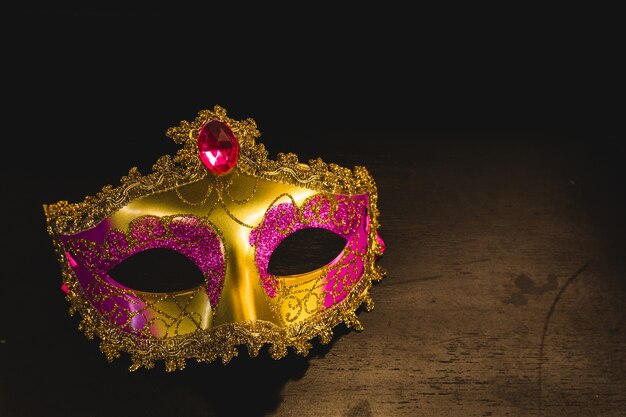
[212, 221, 273, 325]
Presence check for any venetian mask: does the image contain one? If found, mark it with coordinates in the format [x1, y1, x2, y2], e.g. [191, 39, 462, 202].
[44, 105, 386, 371]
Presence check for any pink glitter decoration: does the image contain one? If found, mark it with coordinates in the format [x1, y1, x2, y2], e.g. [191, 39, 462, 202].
[250, 194, 370, 308]
[60, 216, 225, 335]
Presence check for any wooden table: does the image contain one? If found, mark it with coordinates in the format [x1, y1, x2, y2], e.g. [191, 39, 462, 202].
[2, 130, 624, 416]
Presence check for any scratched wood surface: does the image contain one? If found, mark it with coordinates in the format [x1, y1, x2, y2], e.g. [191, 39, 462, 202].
[2, 131, 624, 417]
[262, 134, 626, 417]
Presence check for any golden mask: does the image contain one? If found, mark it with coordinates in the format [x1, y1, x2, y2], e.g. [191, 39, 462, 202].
[44, 106, 386, 371]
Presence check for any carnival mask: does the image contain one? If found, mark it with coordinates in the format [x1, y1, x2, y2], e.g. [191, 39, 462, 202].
[44, 106, 386, 371]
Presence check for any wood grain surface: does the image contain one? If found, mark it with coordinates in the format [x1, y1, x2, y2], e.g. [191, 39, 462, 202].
[2, 132, 624, 417]
[253, 135, 626, 417]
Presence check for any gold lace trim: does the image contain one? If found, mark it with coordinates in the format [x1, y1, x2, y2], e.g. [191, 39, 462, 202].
[50, 228, 385, 371]
[45, 105, 378, 235]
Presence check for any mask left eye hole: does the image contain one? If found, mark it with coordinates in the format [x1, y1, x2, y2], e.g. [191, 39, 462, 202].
[108, 248, 206, 292]
[267, 228, 347, 276]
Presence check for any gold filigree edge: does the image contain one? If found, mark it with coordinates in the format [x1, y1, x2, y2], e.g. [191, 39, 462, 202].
[48, 215, 385, 371]
[45, 105, 378, 235]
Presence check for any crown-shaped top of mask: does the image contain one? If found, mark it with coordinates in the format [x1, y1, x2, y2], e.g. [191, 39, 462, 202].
[45, 105, 386, 371]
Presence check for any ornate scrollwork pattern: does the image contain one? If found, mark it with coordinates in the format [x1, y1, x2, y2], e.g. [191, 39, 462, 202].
[44, 105, 385, 371]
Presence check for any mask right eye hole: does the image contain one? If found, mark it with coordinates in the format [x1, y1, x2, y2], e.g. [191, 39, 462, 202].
[267, 228, 347, 276]
[108, 248, 206, 293]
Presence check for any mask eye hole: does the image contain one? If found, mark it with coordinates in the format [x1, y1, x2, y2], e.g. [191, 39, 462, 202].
[108, 248, 206, 292]
[267, 228, 347, 276]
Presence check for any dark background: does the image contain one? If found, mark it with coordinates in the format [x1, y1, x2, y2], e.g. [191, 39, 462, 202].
[7, 8, 621, 204]
[2, 6, 623, 417]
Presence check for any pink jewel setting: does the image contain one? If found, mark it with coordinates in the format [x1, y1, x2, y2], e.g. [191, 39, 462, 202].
[197, 120, 239, 174]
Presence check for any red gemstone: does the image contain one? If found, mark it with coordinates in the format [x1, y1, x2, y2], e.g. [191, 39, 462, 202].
[197, 120, 239, 174]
